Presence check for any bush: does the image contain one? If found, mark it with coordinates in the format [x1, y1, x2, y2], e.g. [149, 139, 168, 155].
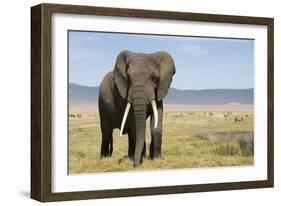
[213, 142, 240, 156]
[213, 140, 254, 156]
[239, 140, 254, 156]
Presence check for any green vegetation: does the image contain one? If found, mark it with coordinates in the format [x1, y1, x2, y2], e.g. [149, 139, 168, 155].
[69, 111, 254, 174]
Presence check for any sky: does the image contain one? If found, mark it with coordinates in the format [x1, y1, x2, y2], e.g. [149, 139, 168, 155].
[69, 31, 254, 90]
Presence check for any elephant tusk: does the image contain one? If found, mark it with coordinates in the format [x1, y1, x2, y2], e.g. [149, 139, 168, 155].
[151, 100, 158, 129]
[120, 102, 131, 136]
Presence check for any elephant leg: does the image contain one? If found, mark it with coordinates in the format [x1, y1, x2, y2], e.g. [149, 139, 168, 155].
[99, 108, 113, 157]
[150, 101, 163, 159]
[101, 131, 113, 157]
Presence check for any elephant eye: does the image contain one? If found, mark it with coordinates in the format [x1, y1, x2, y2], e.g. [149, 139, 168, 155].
[151, 75, 159, 83]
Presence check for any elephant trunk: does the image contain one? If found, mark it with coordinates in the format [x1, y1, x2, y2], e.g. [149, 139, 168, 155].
[133, 97, 146, 167]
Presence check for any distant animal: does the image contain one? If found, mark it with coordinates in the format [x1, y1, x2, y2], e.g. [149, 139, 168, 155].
[223, 112, 230, 117]
[98, 50, 176, 167]
[69, 114, 76, 118]
[234, 116, 244, 123]
[209, 112, 214, 116]
[77, 114, 82, 118]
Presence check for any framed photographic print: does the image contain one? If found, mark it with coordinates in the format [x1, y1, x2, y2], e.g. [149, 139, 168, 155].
[31, 3, 274, 202]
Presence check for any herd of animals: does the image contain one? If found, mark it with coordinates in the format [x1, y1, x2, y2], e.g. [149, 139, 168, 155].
[69, 114, 82, 118]
[69, 112, 250, 122]
[166, 111, 249, 123]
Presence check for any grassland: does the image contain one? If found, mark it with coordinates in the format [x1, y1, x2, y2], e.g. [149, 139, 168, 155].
[68, 104, 254, 174]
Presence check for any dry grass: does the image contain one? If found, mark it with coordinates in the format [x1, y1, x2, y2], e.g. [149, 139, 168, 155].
[68, 108, 254, 174]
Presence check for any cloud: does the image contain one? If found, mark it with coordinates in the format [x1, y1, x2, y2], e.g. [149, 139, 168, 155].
[69, 31, 102, 42]
[143, 35, 231, 43]
[179, 45, 208, 56]
[69, 48, 102, 61]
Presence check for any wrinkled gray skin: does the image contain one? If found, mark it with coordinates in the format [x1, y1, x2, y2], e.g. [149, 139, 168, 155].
[98, 50, 176, 167]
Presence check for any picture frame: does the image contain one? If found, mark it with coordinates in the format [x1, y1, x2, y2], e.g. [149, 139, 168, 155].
[31, 3, 274, 202]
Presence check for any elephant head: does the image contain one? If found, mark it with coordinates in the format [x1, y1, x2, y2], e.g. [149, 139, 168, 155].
[113, 50, 176, 166]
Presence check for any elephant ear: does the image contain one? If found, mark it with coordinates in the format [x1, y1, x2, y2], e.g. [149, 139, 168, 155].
[113, 50, 130, 99]
[153, 52, 176, 100]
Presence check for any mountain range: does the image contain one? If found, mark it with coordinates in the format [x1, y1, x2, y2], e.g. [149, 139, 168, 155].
[69, 83, 253, 105]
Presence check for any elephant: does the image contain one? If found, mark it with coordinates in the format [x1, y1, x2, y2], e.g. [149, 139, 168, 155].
[98, 50, 176, 167]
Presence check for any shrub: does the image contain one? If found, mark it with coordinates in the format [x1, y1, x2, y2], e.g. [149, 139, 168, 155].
[239, 140, 254, 156]
[213, 142, 240, 156]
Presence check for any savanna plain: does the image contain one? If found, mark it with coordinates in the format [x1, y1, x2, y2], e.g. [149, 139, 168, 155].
[68, 104, 254, 174]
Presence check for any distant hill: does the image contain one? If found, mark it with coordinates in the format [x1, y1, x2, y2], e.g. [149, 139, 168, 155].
[69, 83, 99, 104]
[69, 83, 253, 105]
[165, 88, 253, 105]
